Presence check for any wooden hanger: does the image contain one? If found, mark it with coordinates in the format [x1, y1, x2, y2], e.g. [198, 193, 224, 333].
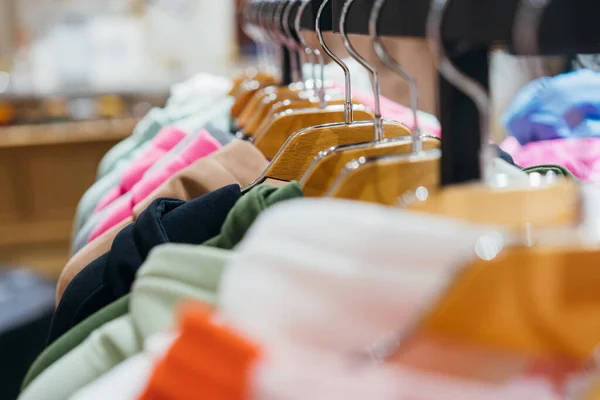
[265, 120, 414, 179]
[253, 104, 376, 159]
[382, 242, 600, 387]
[314, 0, 442, 206]
[230, 70, 276, 97]
[235, 82, 305, 130]
[230, 77, 278, 119]
[327, 150, 441, 205]
[233, 0, 301, 120]
[302, 136, 441, 197]
[406, 180, 580, 228]
[243, 120, 415, 192]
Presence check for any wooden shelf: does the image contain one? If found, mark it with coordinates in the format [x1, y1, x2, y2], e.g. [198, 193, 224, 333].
[0, 118, 138, 149]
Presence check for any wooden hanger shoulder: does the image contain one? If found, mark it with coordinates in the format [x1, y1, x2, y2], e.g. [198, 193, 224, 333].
[238, 87, 309, 130]
[411, 245, 600, 365]
[230, 78, 277, 119]
[253, 105, 375, 159]
[235, 84, 292, 128]
[230, 72, 275, 97]
[328, 152, 441, 206]
[262, 120, 414, 182]
[406, 180, 580, 228]
[246, 96, 351, 136]
[302, 136, 441, 197]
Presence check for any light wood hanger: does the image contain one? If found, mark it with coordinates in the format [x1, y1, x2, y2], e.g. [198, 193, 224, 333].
[242, 0, 414, 192]
[320, 0, 440, 204]
[235, 82, 306, 130]
[253, 0, 398, 160]
[380, 242, 600, 385]
[253, 104, 376, 158]
[245, 95, 352, 136]
[231, 77, 278, 119]
[329, 150, 441, 205]
[230, 70, 277, 98]
[302, 136, 441, 197]
[259, 119, 414, 181]
[231, 1, 282, 118]
[240, 0, 364, 136]
[234, 1, 310, 125]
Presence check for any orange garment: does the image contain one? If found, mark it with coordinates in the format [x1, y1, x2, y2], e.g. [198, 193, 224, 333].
[139, 304, 261, 400]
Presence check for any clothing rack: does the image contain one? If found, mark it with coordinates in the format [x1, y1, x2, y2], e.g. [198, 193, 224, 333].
[312, 0, 600, 185]
[300, 0, 333, 31]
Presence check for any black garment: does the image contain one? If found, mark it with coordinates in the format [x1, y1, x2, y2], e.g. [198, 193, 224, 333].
[48, 184, 242, 345]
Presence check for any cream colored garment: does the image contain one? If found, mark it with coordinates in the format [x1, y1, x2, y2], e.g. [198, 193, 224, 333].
[56, 140, 268, 303]
[218, 199, 500, 353]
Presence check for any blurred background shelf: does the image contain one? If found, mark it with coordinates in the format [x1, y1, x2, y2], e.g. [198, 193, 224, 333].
[0, 117, 138, 278]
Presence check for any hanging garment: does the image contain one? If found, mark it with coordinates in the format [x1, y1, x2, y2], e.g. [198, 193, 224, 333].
[72, 113, 231, 255]
[72, 99, 232, 244]
[19, 245, 232, 400]
[96, 108, 171, 179]
[522, 164, 577, 179]
[503, 69, 600, 145]
[57, 139, 269, 303]
[70, 333, 177, 400]
[98, 75, 232, 178]
[87, 130, 222, 243]
[54, 182, 302, 329]
[203, 183, 304, 249]
[22, 296, 130, 390]
[49, 185, 242, 345]
[93, 126, 188, 213]
[501, 136, 599, 182]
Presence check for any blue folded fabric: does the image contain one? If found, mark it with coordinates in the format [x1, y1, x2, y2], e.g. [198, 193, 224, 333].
[503, 69, 600, 145]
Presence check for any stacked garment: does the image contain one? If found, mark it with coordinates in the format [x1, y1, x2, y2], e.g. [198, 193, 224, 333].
[501, 69, 600, 182]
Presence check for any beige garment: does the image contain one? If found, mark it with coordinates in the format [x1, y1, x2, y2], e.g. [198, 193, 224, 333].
[56, 140, 268, 304]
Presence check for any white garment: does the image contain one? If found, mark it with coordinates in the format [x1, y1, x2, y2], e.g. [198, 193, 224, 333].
[68, 333, 175, 400]
[167, 73, 233, 110]
[250, 348, 560, 400]
[218, 199, 501, 355]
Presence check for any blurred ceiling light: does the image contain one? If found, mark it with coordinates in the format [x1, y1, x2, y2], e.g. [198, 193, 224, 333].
[0, 71, 10, 93]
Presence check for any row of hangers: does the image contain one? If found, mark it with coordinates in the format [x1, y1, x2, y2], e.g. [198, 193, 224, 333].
[230, 0, 600, 393]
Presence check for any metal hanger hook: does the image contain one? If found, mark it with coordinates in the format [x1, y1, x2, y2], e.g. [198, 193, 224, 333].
[296, 0, 327, 105]
[426, 0, 492, 181]
[340, 0, 383, 140]
[316, 0, 354, 124]
[370, 0, 422, 151]
[513, 0, 551, 76]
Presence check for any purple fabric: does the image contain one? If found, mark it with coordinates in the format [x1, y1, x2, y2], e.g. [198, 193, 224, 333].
[500, 136, 600, 182]
[94, 126, 187, 212]
[502, 70, 600, 145]
[87, 130, 222, 243]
